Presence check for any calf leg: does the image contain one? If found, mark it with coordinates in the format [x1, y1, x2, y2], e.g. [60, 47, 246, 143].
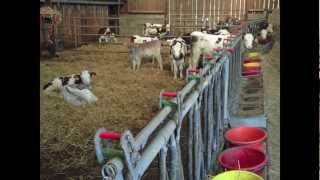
[137, 58, 141, 70]
[157, 54, 163, 71]
[191, 50, 201, 69]
[172, 60, 178, 79]
[179, 61, 184, 79]
[132, 60, 136, 71]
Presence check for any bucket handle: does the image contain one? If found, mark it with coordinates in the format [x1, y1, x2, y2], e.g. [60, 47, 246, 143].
[237, 160, 241, 180]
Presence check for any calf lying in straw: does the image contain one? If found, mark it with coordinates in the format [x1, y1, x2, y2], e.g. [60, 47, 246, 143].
[128, 40, 163, 71]
[43, 70, 98, 106]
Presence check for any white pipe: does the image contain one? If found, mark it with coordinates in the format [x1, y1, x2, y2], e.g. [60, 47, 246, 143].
[217, 0, 220, 22]
[272, 0, 275, 9]
[192, 0, 194, 30]
[180, 3, 182, 26]
[277, 0, 279, 9]
[209, 0, 212, 27]
[202, 0, 205, 21]
[254, 0, 256, 9]
[268, 0, 270, 10]
[263, 0, 265, 9]
[169, 0, 171, 32]
[230, 0, 233, 17]
[239, 0, 241, 19]
[235, 0, 238, 19]
[196, 0, 198, 26]
[213, 0, 216, 24]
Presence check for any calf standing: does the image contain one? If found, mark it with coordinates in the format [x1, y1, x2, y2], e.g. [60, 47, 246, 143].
[169, 38, 187, 79]
[128, 40, 163, 71]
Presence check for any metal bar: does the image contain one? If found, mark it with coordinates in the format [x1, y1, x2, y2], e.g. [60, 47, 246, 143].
[159, 145, 168, 180]
[169, 134, 178, 180]
[188, 106, 194, 180]
[194, 102, 200, 180]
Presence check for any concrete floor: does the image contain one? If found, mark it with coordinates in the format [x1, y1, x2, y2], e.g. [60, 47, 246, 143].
[262, 50, 280, 180]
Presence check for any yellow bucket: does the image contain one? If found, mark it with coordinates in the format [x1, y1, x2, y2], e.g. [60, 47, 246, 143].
[211, 170, 264, 180]
[248, 52, 260, 58]
[243, 62, 261, 68]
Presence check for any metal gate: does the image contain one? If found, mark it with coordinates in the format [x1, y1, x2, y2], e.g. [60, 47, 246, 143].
[73, 16, 120, 47]
[101, 34, 243, 180]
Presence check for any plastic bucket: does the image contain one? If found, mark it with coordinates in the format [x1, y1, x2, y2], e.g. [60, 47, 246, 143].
[248, 52, 260, 58]
[225, 127, 267, 146]
[244, 59, 261, 64]
[218, 146, 267, 173]
[211, 170, 264, 180]
[242, 69, 261, 76]
[243, 67, 261, 72]
[243, 62, 261, 68]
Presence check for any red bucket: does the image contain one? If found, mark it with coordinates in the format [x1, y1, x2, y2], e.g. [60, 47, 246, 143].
[242, 67, 261, 72]
[218, 146, 267, 173]
[225, 127, 267, 146]
[242, 69, 261, 76]
[244, 57, 261, 63]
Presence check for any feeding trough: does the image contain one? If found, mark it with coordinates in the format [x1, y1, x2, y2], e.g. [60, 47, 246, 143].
[159, 90, 180, 108]
[186, 68, 202, 82]
[94, 128, 123, 165]
[218, 146, 267, 173]
[211, 170, 264, 180]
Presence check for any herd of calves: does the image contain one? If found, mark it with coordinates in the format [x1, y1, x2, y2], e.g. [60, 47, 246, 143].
[42, 19, 273, 106]
[124, 20, 273, 80]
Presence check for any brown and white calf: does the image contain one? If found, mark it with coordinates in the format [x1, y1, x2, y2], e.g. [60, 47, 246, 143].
[128, 40, 163, 71]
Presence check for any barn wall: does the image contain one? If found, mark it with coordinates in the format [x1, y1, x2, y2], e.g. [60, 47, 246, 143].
[119, 14, 165, 35]
[127, 0, 166, 13]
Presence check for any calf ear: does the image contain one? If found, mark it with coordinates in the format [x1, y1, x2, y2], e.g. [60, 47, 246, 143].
[191, 36, 198, 43]
[43, 82, 53, 90]
[216, 38, 222, 44]
[90, 72, 97, 76]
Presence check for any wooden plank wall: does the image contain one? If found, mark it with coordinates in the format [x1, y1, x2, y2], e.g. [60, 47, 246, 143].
[128, 0, 166, 13]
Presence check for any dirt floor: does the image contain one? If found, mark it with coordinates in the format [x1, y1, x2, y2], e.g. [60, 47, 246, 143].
[40, 40, 185, 179]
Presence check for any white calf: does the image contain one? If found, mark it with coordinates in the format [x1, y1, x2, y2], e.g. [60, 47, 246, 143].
[244, 33, 254, 49]
[190, 31, 228, 69]
[260, 29, 268, 40]
[128, 40, 163, 71]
